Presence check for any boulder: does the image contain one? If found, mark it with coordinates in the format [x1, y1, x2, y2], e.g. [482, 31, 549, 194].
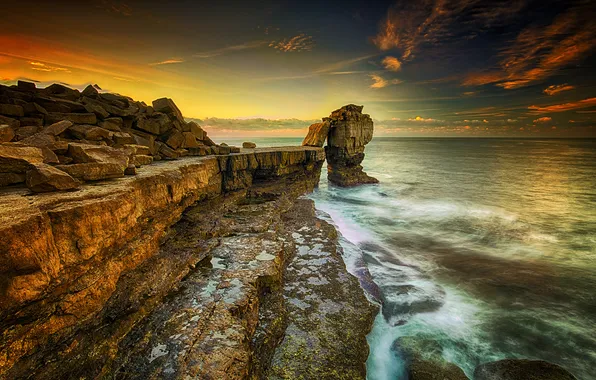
[84, 101, 110, 119]
[155, 141, 180, 159]
[161, 129, 185, 149]
[22, 102, 48, 116]
[67, 143, 129, 170]
[82, 84, 99, 97]
[99, 117, 123, 131]
[181, 131, 200, 148]
[69, 125, 112, 141]
[20, 133, 56, 148]
[14, 126, 40, 140]
[242, 141, 257, 149]
[132, 155, 153, 167]
[152, 97, 184, 124]
[43, 84, 81, 101]
[0, 172, 25, 186]
[187, 121, 206, 140]
[112, 132, 135, 145]
[17, 81, 37, 92]
[124, 164, 137, 175]
[25, 163, 80, 192]
[134, 113, 171, 135]
[394, 337, 468, 380]
[302, 121, 330, 147]
[35, 96, 86, 113]
[0, 115, 20, 129]
[56, 162, 125, 181]
[0, 125, 14, 142]
[131, 131, 156, 154]
[0, 144, 44, 172]
[230, 146, 240, 153]
[0, 104, 24, 117]
[46, 112, 97, 125]
[474, 359, 576, 380]
[41, 147, 60, 164]
[123, 144, 151, 156]
[42, 120, 72, 136]
[19, 116, 44, 127]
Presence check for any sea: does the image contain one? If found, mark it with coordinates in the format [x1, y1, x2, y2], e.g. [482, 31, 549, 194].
[218, 137, 596, 380]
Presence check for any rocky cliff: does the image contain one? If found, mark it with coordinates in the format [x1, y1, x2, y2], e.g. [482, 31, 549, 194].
[0, 83, 377, 379]
[302, 104, 378, 187]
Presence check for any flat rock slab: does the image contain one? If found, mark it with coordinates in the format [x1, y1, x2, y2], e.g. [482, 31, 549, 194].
[267, 199, 378, 379]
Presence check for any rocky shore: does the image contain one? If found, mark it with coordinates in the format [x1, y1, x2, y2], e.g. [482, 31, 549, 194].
[0, 82, 378, 379]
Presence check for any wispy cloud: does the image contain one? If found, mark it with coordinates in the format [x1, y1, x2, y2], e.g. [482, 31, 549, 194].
[373, 0, 525, 61]
[97, 0, 132, 16]
[462, 4, 596, 89]
[533, 116, 552, 123]
[369, 74, 402, 89]
[29, 61, 71, 73]
[194, 41, 268, 58]
[529, 97, 596, 113]
[269, 34, 315, 52]
[382, 56, 401, 72]
[150, 58, 184, 66]
[543, 84, 575, 96]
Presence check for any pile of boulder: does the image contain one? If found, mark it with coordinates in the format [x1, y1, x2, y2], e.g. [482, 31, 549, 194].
[302, 104, 378, 187]
[0, 81, 238, 192]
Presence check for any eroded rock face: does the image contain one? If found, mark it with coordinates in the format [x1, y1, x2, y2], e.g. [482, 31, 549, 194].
[326, 104, 378, 186]
[301, 104, 378, 186]
[474, 359, 577, 380]
[0, 147, 327, 379]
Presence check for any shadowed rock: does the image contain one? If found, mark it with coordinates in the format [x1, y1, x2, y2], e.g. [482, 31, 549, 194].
[474, 359, 576, 380]
[394, 337, 468, 380]
[26, 163, 80, 192]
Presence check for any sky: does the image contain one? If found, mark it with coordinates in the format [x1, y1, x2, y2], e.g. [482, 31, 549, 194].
[1, 0, 595, 137]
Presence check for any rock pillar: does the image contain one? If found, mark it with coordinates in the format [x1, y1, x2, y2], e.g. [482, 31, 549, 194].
[303, 104, 378, 186]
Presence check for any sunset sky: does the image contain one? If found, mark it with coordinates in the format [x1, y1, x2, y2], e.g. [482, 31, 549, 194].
[1, 0, 595, 137]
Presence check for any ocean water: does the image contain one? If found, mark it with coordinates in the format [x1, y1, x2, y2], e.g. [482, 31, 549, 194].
[219, 137, 596, 379]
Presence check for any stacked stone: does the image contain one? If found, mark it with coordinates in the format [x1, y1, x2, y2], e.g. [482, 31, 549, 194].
[302, 104, 378, 187]
[0, 81, 237, 192]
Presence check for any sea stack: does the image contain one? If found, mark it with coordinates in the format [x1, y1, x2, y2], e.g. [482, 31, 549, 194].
[302, 104, 378, 187]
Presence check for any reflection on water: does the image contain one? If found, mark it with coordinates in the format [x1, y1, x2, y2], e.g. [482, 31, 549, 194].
[221, 137, 596, 379]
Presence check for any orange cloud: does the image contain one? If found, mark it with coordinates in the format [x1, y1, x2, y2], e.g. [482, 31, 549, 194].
[543, 84, 575, 96]
[382, 56, 402, 71]
[533, 117, 552, 123]
[529, 97, 596, 113]
[461, 72, 504, 86]
[149, 58, 184, 66]
[369, 74, 401, 89]
[29, 61, 70, 73]
[269, 34, 315, 52]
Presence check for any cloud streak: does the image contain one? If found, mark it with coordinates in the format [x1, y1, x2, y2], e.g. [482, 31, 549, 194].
[194, 41, 269, 58]
[543, 84, 575, 96]
[529, 98, 596, 113]
[269, 34, 315, 52]
[149, 58, 184, 66]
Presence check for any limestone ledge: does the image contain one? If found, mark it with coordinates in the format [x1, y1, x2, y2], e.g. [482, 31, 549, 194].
[0, 146, 325, 377]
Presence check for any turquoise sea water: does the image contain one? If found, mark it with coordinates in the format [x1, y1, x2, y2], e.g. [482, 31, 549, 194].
[219, 137, 596, 379]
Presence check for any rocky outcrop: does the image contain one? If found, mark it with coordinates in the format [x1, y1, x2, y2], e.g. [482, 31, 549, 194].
[326, 105, 378, 186]
[302, 121, 330, 147]
[0, 82, 238, 192]
[474, 359, 577, 380]
[0, 146, 376, 379]
[302, 104, 378, 187]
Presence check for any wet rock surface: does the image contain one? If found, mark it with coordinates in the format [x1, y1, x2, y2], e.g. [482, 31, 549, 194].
[394, 337, 468, 380]
[267, 199, 378, 379]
